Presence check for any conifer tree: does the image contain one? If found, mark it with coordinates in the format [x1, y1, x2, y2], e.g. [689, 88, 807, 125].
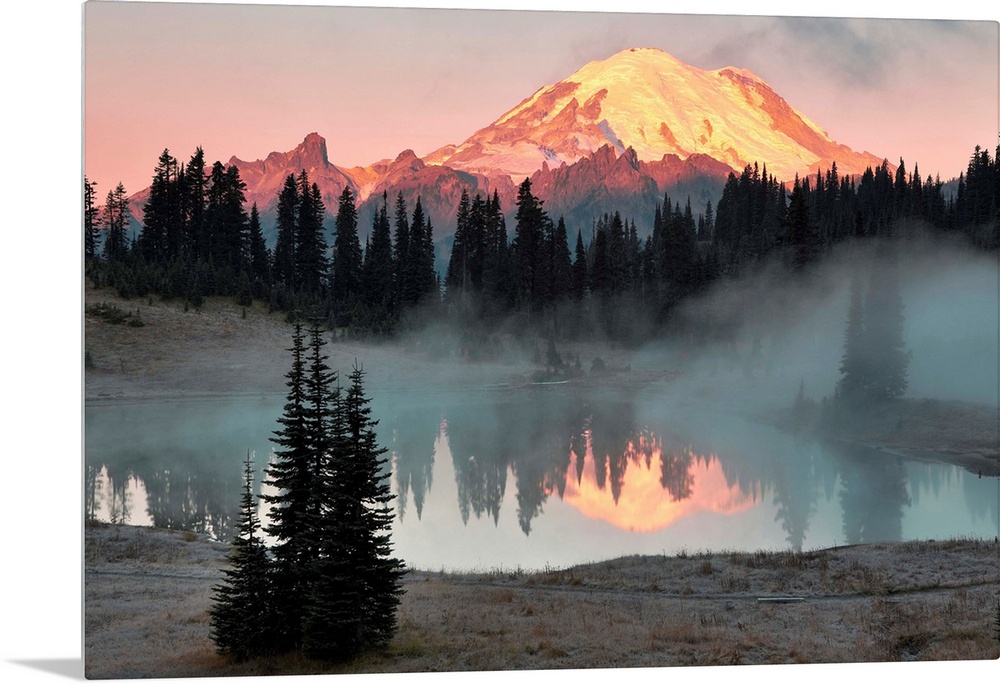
[261, 319, 313, 650]
[300, 359, 404, 660]
[392, 192, 410, 304]
[84, 177, 100, 259]
[298, 326, 351, 656]
[550, 217, 573, 303]
[401, 197, 435, 307]
[273, 174, 299, 290]
[209, 452, 275, 661]
[102, 182, 130, 262]
[423, 215, 439, 302]
[836, 273, 867, 399]
[184, 147, 208, 262]
[786, 178, 817, 269]
[331, 186, 363, 316]
[342, 363, 406, 648]
[362, 192, 395, 314]
[590, 222, 612, 297]
[571, 229, 588, 301]
[140, 149, 185, 263]
[247, 203, 271, 297]
[445, 189, 472, 303]
[203, 162, 250, 281]
[511, 178, 548, 309]
[467, 192, 488, 292]
[256, 322, 404, 659]
[835, 247, 910, 403]
[862, 245, 910, 400]
[480, 191, 511, 317]
[294, 172, 329, 297]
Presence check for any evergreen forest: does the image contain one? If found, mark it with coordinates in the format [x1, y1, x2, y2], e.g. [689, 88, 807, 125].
[85, 145, 1000, 349]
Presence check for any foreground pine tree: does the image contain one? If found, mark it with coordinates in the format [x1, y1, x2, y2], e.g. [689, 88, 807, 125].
[261, 320, 313, 650]
[343, 363, 406, 650]
[302, 361, 405, 659]
[249, 318, 404, 661]
[209, 452, 275, 661]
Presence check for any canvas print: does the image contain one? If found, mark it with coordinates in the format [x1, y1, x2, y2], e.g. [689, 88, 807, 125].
[83, 1, 1000, 679]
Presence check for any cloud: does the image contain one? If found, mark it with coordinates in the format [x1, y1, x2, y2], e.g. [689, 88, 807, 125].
[692, 16, 992, 92]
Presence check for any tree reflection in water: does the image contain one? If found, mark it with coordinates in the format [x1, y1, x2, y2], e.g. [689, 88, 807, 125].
[833, 443, 910, 544]
[84, 393, 989, 554]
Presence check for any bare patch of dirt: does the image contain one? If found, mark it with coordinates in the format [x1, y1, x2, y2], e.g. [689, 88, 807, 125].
[84, 523, 1000, 678]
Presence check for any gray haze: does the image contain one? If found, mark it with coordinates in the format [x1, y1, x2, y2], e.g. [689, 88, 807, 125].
[632, 231, 999, 410]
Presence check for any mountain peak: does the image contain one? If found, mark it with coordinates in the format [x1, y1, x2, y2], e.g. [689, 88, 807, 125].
[427, 47, 884, 182]
[294, 132, 329, 167]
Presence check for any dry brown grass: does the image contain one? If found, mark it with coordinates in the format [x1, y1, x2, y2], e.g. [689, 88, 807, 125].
[83, 524, 1000, 679]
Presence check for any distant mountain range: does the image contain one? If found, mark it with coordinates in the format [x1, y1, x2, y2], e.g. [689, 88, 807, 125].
[130, 47, 890, 243]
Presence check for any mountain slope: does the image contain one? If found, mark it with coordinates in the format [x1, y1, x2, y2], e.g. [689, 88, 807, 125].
[426, 47, 885, 182]
[125, 47, 890, 242]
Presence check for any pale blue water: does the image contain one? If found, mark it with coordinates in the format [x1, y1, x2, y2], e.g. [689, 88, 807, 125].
[84, 390, 999, 571]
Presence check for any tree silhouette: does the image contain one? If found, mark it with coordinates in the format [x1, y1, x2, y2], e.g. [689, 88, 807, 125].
[210, 452, 276, 661]
[256, 322, 403, 660]
[835, 246, 910, 403]
[303, 362, 405, 659]
[331, 186, 363, 319]
[84, 177, 100, 259]
[101, 182, 129, 262]
[861, 245, 910, 400]
[261, 319, 313, 650]
[836, 273, 868, 400]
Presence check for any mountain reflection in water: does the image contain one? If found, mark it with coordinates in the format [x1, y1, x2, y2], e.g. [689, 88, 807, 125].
[84, 392, 998, 570]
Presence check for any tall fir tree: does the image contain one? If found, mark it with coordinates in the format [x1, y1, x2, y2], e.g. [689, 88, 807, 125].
[261, 319, 313, 651]
[102, 182, 130, 262]
[184, 147, 208, 262]
[331, 186, 363, 317]
[204, 162, 250, 280]
[571, 229, 588, 301]
[401, 197, 436, 307]
[510, 178, 547, 309]
[272, 174, 299, 290]
[247, 203, 271, 297]
[445, 189, 472, 304]
[139, 148, 179, 263]
[392, 192, 410, 306]
[836, 272, 868, 400]
[861, 245, 910, 400]
[338, 363, 405, 653]
[550, 216, 573, 303]
[84, 177, 100, 259]
[209, 452, 276, 661]
[785, 177, 818, 270]
[361, 192, 395, 314]
[294, 172, 329, 297]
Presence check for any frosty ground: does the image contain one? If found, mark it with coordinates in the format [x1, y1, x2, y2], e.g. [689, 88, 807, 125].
[84, 522, 999, 678]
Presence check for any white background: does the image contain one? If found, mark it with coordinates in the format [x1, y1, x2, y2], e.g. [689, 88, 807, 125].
[1, 1, 997, 683]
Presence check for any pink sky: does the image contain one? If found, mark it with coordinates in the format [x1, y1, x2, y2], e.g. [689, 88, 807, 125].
[84, 1, 999, 198]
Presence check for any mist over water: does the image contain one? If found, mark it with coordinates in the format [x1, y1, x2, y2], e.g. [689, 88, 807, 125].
[632, 231, 999, 410]
[84, 232, 999, 570]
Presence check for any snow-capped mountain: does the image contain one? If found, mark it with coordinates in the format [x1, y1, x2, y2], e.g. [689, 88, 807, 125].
[129, 47, 889, 239]
[425, 47, 885, 183]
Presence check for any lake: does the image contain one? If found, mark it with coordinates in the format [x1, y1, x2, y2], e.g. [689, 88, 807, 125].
[84, 387, 999, 571]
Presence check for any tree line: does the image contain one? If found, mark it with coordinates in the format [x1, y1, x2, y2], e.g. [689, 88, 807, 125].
[86, 144, 999, 344]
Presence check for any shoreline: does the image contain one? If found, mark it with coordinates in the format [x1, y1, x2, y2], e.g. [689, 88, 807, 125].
[84, 523, 1000, 679]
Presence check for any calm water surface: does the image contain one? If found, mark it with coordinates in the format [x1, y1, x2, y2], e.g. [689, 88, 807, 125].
[83, 389, 999, 571]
